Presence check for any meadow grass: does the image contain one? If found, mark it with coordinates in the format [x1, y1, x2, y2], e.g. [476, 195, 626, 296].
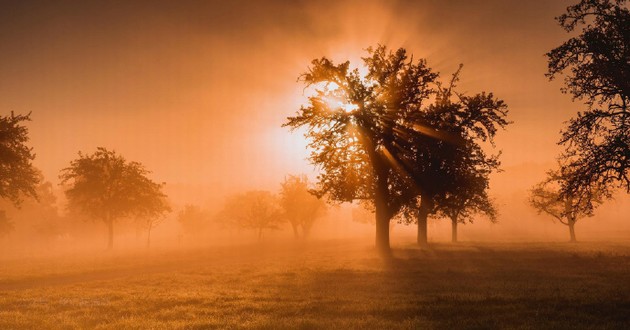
[1, 239, 630, 329]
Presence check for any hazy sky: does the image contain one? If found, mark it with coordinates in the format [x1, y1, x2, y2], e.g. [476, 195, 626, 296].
[0, 0, 578, 194]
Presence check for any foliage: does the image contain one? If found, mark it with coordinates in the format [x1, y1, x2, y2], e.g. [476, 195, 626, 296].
[59, 147, 169, 248]
[284, 45, 509, 250]
[0, 112, 39, 206]
[216, 190, 283, 240]
[284, 45, 439, 251]
[0, 175, 63, 240]
[529, 165, 607, 241]
[547, 0, 630, 196]
[279, 175, 326, 239]
[399, 68, 507, 223]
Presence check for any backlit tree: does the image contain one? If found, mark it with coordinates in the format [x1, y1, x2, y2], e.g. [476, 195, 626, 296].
[279, 175, 326, 239]
[547, 0, 630, 199]
[60, 147, 169, 249]
[0, 112, 39, 206]
[529, 166, 606, 242]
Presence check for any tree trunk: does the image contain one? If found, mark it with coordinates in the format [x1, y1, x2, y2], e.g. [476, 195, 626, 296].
[146, 222, 152, 248]
[451, 217, 458, 243]
[375, 204, 391, 255]
[106, 218, 114, 250]
[417, 195, 432, 246]
[568, 219, 577, 242]
[302, 223, 312, 240]
[291, 222, 299, 239]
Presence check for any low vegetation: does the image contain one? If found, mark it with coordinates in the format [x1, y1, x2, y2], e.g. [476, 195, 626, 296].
[1, 240, 630, 329]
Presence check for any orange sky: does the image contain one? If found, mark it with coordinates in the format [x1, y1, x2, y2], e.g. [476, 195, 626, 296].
[0, 0, 579, 196]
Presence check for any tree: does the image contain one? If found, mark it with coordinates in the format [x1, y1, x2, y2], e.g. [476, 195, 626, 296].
[0, 112, 39, 206]
[60, 147, 169, 249]
[547, 0, 630, 199]
[432, 175, 497, 243]
[279, 175, 326, 239]
[351, 201, 396, 232]
[0, 173, 63, 242]
[396, 69, 508, 246]
[177, 204, 210, 237]
[134, 186, 171, 248]
[284, 46, 438, 253]
[284, 46, 508, 252]
[216, 190, 283, 241]
[529, 167, 606, 242]
[0, 211, 14, 238]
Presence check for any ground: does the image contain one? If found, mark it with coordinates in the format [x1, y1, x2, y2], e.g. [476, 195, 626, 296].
[2, 239, 630, 329]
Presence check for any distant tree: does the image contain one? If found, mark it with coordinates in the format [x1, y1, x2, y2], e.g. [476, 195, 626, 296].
[432, 181, 497, 243]
[177, 204, 209, 237]
[547, 0, 630, 198]
[135, 187, 171, 248]
[0, 211, 14, 237]
[0, 112, 39, 206]
[529, 167, 606, 242]
[60, 148, 169, 249]
[216, 190, 283, 241]
[0, 174, 63, 241]
[279, 175, 326, 239]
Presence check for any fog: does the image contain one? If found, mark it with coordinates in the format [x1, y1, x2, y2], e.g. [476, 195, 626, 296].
[1, 0, 629, 259]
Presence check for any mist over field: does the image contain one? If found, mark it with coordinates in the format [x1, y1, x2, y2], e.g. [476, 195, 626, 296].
[1, 0, 629, 328]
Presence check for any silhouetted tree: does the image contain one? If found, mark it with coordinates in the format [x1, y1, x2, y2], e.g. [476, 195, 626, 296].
[279, 175, 326, 239]
[351, 201, 396, 231]
[284, 46, 508, 252]
[547, 0, 630, 199]
[0, 112, 39, 206]
[60, 148, 169, 249]
[432, 170, 497, 243]
[529, 167, 606, 242]
[216, 190, 283, 241]
[399, 69, 508, 246]
[284, 46, 438, 253]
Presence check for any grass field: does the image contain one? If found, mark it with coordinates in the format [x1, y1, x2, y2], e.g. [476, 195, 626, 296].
[2, 239, 630, 329]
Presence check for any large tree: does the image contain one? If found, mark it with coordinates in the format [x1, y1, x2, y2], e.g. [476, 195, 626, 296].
[547, 0, 630, 198]
[285, 46, 508, 252]
[285, 46, 438, 253]
[60, 147, 169, 249]
[279, 175, 326, 239]
[529, 166, 607, 242]
[0, 112, 39, 206]
[394, 69, 508, 246]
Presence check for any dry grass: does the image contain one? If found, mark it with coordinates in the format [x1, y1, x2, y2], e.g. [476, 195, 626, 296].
[2, 239, 630, 329]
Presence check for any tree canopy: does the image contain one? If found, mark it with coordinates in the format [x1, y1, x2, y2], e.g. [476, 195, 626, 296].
[529, 165, 607, 241]
[216, 190, 283, 241]
[547, 0, 630, 197]
[285, 46, 509, 251]
[0, 112, 39, 206]
[279, 175, 326, 239]
[60, 147, 169, 249]
[284, 46, 439, 252]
